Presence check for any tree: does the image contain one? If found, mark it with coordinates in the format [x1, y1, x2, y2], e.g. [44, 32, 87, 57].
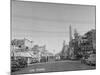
[84, 29, 96, 53]
[11, 39, 25, 47]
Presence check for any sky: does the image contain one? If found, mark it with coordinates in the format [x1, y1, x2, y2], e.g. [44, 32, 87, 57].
[11, 0, 95, 54]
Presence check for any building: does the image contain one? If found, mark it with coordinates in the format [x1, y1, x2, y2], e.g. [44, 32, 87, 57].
[11, 50, 34, 65]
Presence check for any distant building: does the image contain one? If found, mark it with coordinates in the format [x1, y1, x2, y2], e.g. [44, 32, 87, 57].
[11, 50, 33, 65]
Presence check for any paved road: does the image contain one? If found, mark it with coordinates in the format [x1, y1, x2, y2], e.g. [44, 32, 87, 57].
[11, 60, 96, 75]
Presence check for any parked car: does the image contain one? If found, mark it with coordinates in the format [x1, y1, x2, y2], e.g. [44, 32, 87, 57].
[18, 58, 27, 68]
[32, 58, 39, 63]
[55, 55, 60, 61]
[81, 55, 89, 63]
[81, 54, 96, 66]
[11, 57, 27, 72]
[11, 60, 20, 72]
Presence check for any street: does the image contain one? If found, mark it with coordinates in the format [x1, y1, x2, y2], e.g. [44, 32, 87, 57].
[11, 60, 96, 75]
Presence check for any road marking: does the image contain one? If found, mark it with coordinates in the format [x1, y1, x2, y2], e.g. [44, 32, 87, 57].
[36, 68, 45, 72]
[29, 68, 45, 72]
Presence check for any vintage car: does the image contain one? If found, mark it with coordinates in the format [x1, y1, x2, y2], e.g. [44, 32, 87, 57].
[11, 57, 27, 72]
[17, 58, 27, 68]
[81, 54, 96, 66]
